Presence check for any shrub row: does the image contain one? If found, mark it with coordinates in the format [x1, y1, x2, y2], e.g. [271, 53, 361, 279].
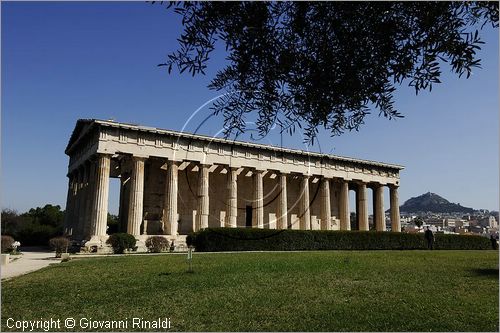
[107, 234, 176, 254]
[187, 228, 491, 252]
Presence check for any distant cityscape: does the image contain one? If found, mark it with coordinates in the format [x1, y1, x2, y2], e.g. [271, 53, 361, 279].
[380, 192, 498, 237]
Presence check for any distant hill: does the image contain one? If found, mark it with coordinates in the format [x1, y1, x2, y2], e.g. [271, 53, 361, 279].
[399, 192, 474, 214]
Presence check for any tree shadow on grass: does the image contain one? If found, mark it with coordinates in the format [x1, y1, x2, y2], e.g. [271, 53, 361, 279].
[469, 268, 499, 279]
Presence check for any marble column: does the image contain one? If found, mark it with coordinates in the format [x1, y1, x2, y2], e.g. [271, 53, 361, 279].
[390, 185, 401, 232]
[357, 182, 369, 231]
[226, 167, 238, 228]
[339, 180, 351, 230]
[83, 162, 96, 239]
[197, 164, 210, 230]
[73, 168, 84, 239]
[299, 175, 311, 230]
[320, 177, 331, 230]
[374, 184, 386, 231]
[277, 173, 288, 229]
[127, 157, 145, 236]
[63, 174, 75, 235]
[253, 170, 264, 228]
[90, 154, 111, 237]
[79, 163, 91, 238]
[164, 160, 179, 235]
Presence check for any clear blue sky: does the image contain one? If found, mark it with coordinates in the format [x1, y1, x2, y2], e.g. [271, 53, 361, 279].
[2, 2, 499, 214]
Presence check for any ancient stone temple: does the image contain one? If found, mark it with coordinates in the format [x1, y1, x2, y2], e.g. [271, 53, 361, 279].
[64, 119, 403, 248]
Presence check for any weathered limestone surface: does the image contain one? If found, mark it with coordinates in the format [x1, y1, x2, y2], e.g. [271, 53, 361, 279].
[299, 176, 311, 230]
[163, 160, 178, 235]
[339, 180, 350, 230]
[127, 157, 145, 236]
[277, 173, 288, 229]
[64, 119, 403, 247]
[253, 170, 264, 228]
[197, 164, 209, 230]
[374, 184, 386, 231]
[357, 183, 369, 231]
[86, 154, 111, 246]
[320, 178, 331, 231]
[226, 168, 238, 228]
[390, 185, 401, 232]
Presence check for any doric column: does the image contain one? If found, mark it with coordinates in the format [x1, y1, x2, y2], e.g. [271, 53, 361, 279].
[63, 174, 75, 235]
[339, 179, 351, 230]
[374, 184, 386, 231]
[83, 162, 96, 239]
[69, 173, 79, 236]
[299, 175, 311, 230]
[196, 164, 210, 230]
[390, 185, 401, 232]
[253, 170, 264, 228]
[357, 182, 369, 231]
[163, 160, 179, 235]
[226, 167, 238, 227]
[277, 173, 288, 229]
[73, 169, 84, 239]
[90, 154, 111, 237]
[127, 156, 145, 236]
[320, 177, 331, 230]
[79, 163, 92, 238]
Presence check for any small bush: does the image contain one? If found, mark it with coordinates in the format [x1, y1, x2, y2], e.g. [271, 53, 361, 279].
[145, 236, 169, 253]
[49, 237, 70, 258]
[106, 233, 137, 254]
[189, 228, 491, 252]
[1, 235, 15, 253]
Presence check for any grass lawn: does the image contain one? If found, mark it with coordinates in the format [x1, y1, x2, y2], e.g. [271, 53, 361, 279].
[1, 250, 498, 332]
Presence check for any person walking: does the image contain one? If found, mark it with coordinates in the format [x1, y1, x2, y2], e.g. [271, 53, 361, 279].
[490, 234, 498, 250]
[424, 226, 434, 250]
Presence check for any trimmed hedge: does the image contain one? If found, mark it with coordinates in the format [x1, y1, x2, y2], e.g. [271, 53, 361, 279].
[106, 233, 137, 254]
[187, 228, 491, 252]
[145, 236, 170, 253]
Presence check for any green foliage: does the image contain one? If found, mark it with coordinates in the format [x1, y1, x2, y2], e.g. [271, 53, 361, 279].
[15, 223, 59, 247]
[145, 236, 169, 253]
[1, 205, 64, 246]
[1, 209, 23, 237]
[107, 213, 120, 234]
[27, 204, 64, 227]
[413, 217, 424, 227]
[158, 2, 498, 141]
[1, 235, 15, 254]
[189, 228, 491, 252]
[106, 233, 137, 254]
[48, 237, 70, 258]
[433, 234, 491, 250]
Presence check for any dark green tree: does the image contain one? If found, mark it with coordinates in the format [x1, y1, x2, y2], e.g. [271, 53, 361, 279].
[413, 217, 424, 228]
[25, 204, 64, 228]
[1, 209, 24, 236]
[107, 213, 120, 234]
[156, 1, 498, 142]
